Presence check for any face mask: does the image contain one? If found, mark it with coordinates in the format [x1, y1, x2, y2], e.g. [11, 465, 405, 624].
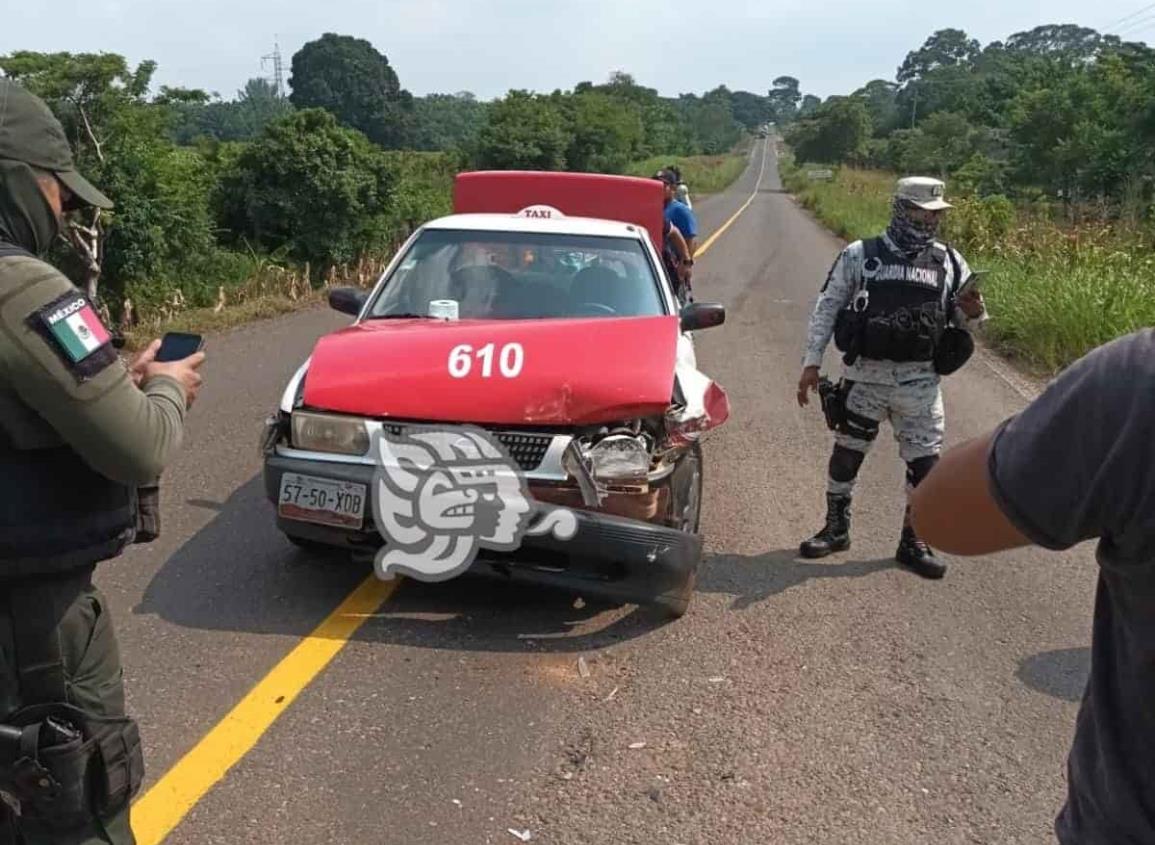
[886, 198, 939, 255]
[0, 160, 61, 256]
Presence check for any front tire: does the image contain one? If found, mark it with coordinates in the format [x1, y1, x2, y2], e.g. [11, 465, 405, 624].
[653, 442, 704, 619]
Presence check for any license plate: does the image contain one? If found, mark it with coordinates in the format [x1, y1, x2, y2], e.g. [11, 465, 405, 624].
[277, 473, 367, 529]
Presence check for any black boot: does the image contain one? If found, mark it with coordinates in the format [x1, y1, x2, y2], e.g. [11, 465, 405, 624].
[800, 493, 851, 558]
[896, 525, 946, 579]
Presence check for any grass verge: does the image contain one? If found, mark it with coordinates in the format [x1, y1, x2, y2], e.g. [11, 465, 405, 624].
[625, 148, 749, 196]
[778, 154, 1155, 375]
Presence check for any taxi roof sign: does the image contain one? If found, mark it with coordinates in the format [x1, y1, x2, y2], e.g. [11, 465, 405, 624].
[516, 204, 565, 219]
[453, 171, 666, 253]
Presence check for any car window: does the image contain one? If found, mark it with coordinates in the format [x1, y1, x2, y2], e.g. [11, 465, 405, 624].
[365, 229, 667, 320]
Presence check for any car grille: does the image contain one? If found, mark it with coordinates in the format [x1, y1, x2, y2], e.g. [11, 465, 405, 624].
[378, 423, 553, 472]
[495, 432, 553, 471]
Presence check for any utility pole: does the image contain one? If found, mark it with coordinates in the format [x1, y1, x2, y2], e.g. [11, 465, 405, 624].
[261, 36, 285, 97]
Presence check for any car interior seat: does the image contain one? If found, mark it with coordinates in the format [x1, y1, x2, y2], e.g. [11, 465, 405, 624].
[569, 264, 634, 315]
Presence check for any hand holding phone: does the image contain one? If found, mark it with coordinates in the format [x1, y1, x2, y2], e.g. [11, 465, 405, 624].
[155, 332, 204, 362]
[139, 332, 207, 408]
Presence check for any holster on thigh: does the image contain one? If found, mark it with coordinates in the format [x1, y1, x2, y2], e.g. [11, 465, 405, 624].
[835, 382, 881, 442]
[0, 703, 144, 834]
[0, 579, 144, 834]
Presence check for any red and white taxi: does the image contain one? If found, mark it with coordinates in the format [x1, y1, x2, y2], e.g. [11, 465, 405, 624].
[261, 171, 730, 617]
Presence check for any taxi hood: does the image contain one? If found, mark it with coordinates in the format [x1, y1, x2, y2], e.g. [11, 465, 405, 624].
[299, 315, 681, 425]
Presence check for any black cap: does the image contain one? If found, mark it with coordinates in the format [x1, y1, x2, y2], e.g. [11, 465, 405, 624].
[0, 79, 113, 209]
[653, 169, 677, 186]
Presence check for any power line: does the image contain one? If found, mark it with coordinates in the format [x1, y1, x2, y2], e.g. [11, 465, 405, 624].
[1116, 12, 1155, 36]
[1105, 2, 1155, 29]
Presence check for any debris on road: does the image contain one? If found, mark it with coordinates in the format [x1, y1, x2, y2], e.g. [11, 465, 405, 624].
[708, 677, 726, 684]
[628, 741, 647, 750]
[604, 686, 619, 702]
[577, 657, 591, 678]
[508, 829, 533, 841]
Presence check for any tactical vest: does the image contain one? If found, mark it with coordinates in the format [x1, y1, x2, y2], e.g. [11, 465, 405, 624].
[833, 237, 951, 364]
[0, 243, 138, 580]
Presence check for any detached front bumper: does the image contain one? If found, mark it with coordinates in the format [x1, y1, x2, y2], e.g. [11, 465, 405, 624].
[262, 451, 701, 608]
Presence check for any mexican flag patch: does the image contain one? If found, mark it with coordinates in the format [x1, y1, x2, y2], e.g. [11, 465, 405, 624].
[27, 289, 119, 382]
[43, 296, 111, 362]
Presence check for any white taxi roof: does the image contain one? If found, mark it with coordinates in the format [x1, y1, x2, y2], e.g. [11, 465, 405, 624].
[420, 211, 649, 241]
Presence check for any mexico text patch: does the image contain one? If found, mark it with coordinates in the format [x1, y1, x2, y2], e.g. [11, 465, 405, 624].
[27, 290, 118, 381]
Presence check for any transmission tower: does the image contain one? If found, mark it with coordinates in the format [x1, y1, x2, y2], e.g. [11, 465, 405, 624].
[261, 37, 285, 97]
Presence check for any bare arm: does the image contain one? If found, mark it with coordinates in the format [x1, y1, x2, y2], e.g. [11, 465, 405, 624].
[909, 432, 1032, 555]
[914, 329, 1155, 559]
[669, 224, 691, 263]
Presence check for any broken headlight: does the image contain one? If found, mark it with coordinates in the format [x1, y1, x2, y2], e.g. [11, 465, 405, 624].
[290, 410, 370, 455]
[586, 433, 652, 482]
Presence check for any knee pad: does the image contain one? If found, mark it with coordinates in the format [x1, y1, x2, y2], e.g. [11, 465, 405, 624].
[906, 455, 939, 487]
[830, 445, 866, 483]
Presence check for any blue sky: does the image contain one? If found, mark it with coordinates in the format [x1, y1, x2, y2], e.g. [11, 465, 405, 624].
[5, 0, 1155, 102]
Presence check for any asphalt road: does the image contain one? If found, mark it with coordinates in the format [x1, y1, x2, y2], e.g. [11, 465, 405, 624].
[103, 138, 1096, 844]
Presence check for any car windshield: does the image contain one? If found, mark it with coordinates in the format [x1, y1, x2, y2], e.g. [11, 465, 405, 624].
[365, 229, 667, 320]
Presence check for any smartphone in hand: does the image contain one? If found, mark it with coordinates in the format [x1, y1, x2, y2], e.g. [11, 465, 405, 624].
[155, 332, 204, 362]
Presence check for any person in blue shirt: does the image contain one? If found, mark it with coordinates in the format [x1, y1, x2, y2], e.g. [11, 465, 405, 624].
[655, 169, 698, 256]
[655, 170, 697, 302]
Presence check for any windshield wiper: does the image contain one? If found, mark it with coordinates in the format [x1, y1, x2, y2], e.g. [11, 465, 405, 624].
[370, 312, 437, 320]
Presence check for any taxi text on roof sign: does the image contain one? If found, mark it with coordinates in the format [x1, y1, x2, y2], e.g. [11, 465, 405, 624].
[516, 205, 565, 219]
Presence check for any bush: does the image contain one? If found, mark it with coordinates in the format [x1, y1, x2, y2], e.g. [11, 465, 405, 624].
[216, 108, 395, 274]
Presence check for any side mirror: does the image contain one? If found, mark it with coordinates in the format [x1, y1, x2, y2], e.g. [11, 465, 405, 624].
[680, 301, 726, 332]
[329, 287, 368, 316]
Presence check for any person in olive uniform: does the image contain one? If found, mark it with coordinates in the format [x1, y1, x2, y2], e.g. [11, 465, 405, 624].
[0, 80, 204, 843]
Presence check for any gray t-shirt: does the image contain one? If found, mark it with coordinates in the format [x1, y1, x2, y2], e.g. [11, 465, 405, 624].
[987, 328, 1155, 844]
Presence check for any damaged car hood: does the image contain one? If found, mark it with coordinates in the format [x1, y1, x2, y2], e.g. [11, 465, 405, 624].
[299, 315, 682, 425]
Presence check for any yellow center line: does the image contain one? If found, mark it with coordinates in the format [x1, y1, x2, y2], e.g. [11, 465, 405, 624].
[131, 573, 401, 845]
[693, 135, 769, 260]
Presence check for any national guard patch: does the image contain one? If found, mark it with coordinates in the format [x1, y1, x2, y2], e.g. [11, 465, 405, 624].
[27, 290, 118, 381]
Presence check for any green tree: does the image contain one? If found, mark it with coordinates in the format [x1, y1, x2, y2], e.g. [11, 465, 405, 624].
[729, 90, 773, 130]
[897, 28, 981, 84]
[288, 33, 413, 148]
[787, 96, 872, 164]
[0, 51, 224, 307]
[1004, 24, 1119, 60]
[217, 108, 394, 271]
[168, 78, 292, 144]
[853, 80, 900, 136]
[473, 90, 571, 170]
[576, 71, 694, 156]
[768, 76, 802, 123]
[564, 92, 644, 173]
[798, 94, 822, 118]
[407, 92, 489, 152]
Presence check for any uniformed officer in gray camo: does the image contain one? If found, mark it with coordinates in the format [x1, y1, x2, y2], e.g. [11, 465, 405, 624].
[0, 79, 204, 843]
[796, 176, 986, 578]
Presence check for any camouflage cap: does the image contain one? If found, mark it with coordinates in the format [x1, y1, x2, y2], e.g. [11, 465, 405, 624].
[895, 176, 951, 211]
[0, 79, 113, 209]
